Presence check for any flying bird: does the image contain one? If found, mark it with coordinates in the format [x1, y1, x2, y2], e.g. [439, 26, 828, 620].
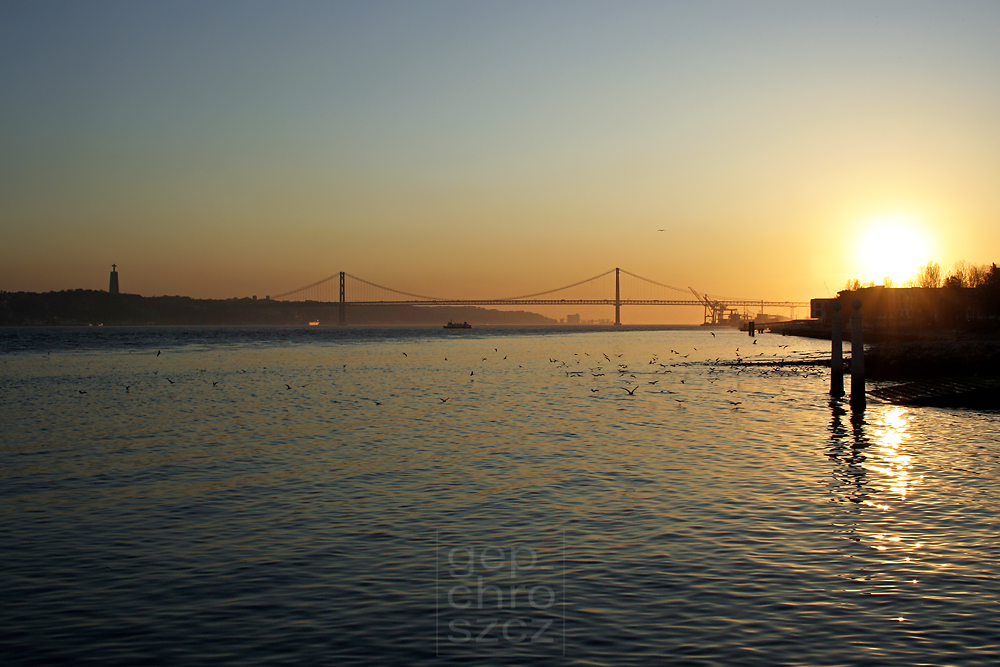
[166, 378, 174, 384]
[440, 397, 450, 403]
[621, 386, 638, 395]
[156, 350, 161, 357]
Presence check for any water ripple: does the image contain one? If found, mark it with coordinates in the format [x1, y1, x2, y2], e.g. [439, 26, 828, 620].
[2, 327, 999, 665]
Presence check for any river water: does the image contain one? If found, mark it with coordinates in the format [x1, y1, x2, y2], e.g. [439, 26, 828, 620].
[2, 326, 999, 666]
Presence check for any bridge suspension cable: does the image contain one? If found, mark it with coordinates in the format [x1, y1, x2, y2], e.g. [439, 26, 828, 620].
[499, 269, 617, 300]
[271, 273, 340, 300]
[343, 272, 448, 301]
[617, 269, 691, 295]
[272, 271, 451, 301]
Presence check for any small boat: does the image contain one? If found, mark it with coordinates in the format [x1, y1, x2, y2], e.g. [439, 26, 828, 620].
[444, 321, 472, 329]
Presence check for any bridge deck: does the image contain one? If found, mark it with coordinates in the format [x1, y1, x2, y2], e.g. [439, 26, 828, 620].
[314, 299, 808, 307]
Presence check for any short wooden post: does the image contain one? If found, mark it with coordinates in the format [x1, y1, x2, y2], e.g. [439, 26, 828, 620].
[850, 299, 865, 408]
[830, 302, 844, 397]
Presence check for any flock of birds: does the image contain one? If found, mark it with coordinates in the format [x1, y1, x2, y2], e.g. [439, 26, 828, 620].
[67, 333, 830, 414]
[537, 342, 826, 409]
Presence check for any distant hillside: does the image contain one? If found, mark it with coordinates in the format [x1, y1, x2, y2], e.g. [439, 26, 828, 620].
[0, 290, 557, 326]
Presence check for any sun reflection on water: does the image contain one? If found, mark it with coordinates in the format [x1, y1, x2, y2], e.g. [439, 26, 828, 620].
[868, 407, 920, 501]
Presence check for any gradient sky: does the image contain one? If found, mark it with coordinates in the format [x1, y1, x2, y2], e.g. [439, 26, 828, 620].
[3, 1, 999, 322]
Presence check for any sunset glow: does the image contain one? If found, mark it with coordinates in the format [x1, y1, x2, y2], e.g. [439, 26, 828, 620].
[858, 216, 933, 285]
[1, 3, 999, 322]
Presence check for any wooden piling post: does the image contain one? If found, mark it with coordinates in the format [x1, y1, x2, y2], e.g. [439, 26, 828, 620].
[850, 299, 865, 408]
[830, 302, 844, 397]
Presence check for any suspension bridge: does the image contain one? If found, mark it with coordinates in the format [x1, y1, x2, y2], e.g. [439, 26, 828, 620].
[271, 267, 808, 326]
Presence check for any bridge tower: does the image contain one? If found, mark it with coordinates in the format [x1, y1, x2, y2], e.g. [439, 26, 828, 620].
[614, 267, 621, 326]
[339, 271, 346, 325]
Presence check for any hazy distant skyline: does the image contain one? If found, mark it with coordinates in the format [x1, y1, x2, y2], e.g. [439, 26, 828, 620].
[3, 1, 999, 322]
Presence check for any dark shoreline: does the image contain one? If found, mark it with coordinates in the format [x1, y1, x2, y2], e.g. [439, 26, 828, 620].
[0, 289, 558, 327]
[864, 338, 1000, 381]
[765, 319, 1000, 380]
[761, 324, 1000, 408]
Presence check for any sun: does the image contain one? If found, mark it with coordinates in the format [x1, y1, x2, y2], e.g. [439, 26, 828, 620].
[857, 214, 932, 285]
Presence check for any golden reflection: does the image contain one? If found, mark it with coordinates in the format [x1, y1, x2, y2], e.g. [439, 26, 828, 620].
[870, 407, 917, 500]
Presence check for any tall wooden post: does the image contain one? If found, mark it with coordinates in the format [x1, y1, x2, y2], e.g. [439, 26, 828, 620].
[830, 301, 844, 397]
[614, 267, 621, 326]
[850, 299, 865, 408]
[338, 271, 346, 325]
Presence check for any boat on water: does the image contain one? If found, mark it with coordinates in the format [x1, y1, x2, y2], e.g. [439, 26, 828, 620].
[444, 321, 472, 329]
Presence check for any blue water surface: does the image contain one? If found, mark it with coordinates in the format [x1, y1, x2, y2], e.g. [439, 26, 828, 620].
[2, 326, 999, 666]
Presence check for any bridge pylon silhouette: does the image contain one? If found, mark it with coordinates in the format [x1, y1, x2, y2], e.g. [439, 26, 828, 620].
[271, 268, 807, 325]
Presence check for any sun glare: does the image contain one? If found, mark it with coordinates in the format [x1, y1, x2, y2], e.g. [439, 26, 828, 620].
[857, 215, 932, 285]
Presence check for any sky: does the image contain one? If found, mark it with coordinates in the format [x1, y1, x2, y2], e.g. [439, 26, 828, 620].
[3, 1, 1000, 323]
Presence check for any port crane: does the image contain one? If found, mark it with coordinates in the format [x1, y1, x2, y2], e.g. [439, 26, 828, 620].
[689, 287, 739, 326]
